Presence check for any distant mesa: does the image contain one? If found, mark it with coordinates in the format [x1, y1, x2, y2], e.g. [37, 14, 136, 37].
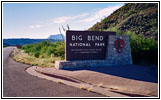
[48, 34, 65, 40]
[3, 34, 65, 46]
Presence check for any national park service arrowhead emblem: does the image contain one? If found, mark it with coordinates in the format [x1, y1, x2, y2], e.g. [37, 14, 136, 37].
[115, 37, 125, 53]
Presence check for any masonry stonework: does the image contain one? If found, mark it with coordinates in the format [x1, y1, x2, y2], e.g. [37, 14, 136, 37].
[55, 35, 132, 69]
[106, 35, 133, 65]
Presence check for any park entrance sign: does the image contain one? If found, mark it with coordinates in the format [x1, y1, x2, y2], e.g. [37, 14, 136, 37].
[66, 30, 116, 60]
[55, 30, 132, 69]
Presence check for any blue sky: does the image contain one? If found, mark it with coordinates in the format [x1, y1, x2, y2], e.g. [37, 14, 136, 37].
[3, 3, 124, 39]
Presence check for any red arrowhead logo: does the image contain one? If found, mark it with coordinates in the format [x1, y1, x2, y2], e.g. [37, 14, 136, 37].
[115, 38, 125, 53]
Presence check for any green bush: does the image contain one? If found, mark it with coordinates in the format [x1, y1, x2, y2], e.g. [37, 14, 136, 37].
[34, 51, 40, 58]
[21, 41, 65, 59]
[54, 42, 65, 59]
[130, 36, 158, 65]
[119, 31, 158, 65]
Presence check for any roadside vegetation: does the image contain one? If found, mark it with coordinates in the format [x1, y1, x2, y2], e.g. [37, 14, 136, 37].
[125, 31, 158, 66]
[21, 41, 65, 59]
[12, 41, 65, 67]
[11, 25, 67, 68]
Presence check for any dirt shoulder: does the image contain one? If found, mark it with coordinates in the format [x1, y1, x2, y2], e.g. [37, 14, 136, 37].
[11, 48, 61, 67]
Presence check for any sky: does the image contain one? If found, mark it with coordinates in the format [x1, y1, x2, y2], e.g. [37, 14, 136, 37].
[3, 3, 124, 39]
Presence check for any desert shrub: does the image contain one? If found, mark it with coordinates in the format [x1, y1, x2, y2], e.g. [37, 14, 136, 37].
[54, 42, 65, 59]
[21, 41, 65, 59]
[130, 35, 158, 65]
[120, 31, 158, 65]
[34, 51, 40, 58]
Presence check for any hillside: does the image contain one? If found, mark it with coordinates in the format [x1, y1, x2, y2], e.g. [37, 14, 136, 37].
[88, 3, 158, 41]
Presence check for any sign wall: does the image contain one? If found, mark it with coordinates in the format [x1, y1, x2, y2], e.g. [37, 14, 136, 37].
[66, 30, 116, 60]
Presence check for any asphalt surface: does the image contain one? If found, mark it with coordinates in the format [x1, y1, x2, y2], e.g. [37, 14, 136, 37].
[3, 47, 103, 97]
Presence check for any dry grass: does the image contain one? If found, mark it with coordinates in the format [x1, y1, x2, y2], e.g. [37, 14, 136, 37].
[87, 87, 93, 92]
[11, 48, 61, 67]
[57, 79, 63, 84]
[97, 83, 103, 87]
[79, 85, 86, 90]
[104, 94, 110, 97]
[109, 87, 118, 90]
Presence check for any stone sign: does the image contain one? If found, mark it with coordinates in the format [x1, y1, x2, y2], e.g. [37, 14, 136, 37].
[66, 30, 116, 60]
[55, 30, 132, 69]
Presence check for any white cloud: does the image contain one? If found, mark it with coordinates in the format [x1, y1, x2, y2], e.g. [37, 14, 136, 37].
[53, 13, 89, 24]
[29, 25, 42, 28]
[78, 5, 123, 23]
[53, 16, 71, 24]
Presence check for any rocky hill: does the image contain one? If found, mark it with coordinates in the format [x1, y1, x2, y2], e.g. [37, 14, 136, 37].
[88, 3, 158, 41]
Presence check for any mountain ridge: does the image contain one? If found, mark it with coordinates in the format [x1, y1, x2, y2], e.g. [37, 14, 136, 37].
[3, 34, 65, 46]
[3, 38, 57, 46]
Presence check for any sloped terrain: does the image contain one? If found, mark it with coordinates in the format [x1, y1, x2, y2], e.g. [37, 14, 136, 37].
[89, 3, 158, 41]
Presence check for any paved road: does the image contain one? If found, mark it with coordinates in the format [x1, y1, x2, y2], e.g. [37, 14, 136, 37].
[3, 47, 103, 97]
